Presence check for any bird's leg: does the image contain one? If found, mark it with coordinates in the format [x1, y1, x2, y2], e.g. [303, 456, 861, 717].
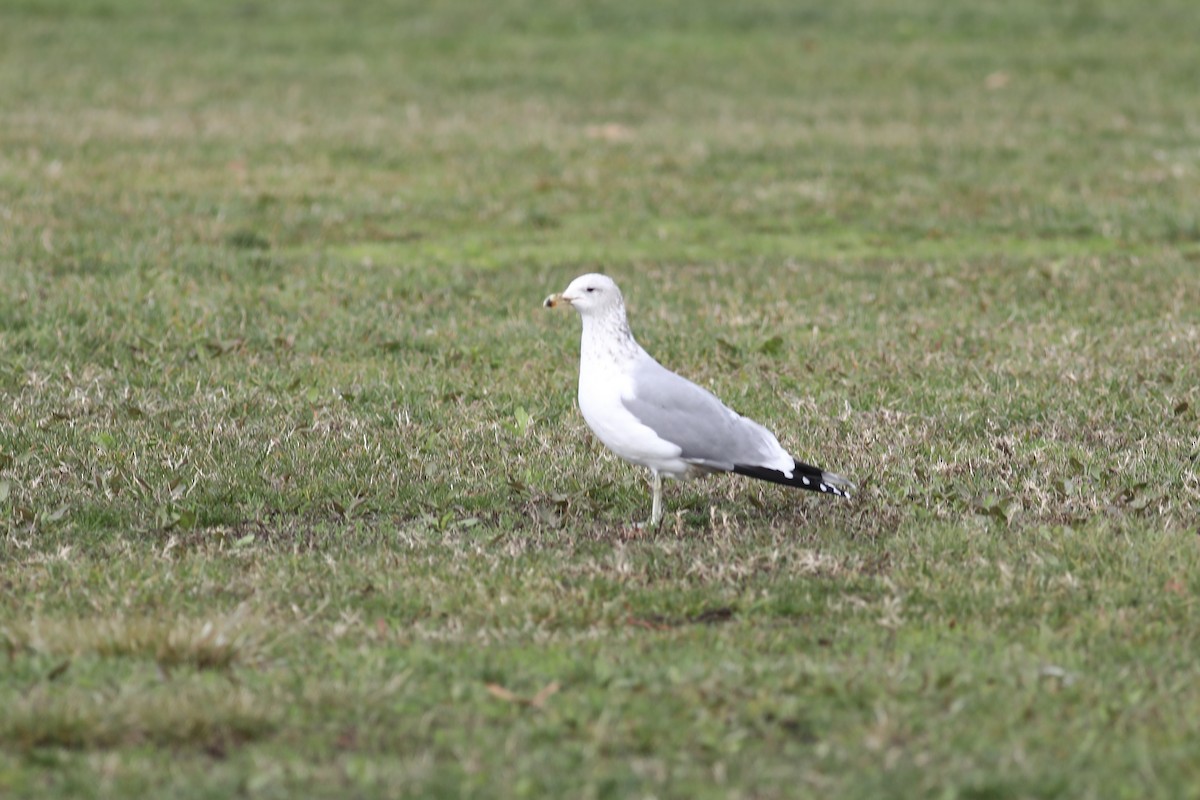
[649, 470, 663, 527]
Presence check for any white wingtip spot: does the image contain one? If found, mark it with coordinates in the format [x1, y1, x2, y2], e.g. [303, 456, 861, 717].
[802, 476, 811, 486]
[819, 483, 828, 492]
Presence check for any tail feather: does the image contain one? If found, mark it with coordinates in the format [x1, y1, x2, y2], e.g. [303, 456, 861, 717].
[732, 459, 855, 498]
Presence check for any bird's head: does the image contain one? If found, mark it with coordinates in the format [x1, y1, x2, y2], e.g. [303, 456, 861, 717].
[543, 273, 623, 317]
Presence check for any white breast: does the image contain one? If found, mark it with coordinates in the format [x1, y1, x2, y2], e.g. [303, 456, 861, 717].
[577, 353, 686, 475]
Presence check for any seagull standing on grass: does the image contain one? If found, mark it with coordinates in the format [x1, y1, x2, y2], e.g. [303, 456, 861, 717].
[544, 273, 854, 526]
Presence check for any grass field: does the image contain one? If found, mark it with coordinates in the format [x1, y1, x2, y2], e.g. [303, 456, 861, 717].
[2, 0, 1199, 797]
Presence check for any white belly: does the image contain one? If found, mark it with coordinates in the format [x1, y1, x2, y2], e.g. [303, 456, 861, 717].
[577, 360, 689, 477]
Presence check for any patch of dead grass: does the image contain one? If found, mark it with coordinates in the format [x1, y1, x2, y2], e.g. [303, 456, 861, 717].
[2, 605, 265, 673]
[0, 681, 277, 753]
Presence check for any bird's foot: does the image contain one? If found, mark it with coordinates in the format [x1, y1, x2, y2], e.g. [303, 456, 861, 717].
[617, 518, 659, 538]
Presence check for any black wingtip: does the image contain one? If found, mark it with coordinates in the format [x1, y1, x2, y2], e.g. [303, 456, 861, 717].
[732, 460, 854, 498]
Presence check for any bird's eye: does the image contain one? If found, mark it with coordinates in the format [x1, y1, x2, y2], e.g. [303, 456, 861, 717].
[585, 287, 596, 293]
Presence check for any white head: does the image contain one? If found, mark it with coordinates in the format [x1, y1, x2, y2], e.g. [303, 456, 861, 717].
[543, 273, 624, 318]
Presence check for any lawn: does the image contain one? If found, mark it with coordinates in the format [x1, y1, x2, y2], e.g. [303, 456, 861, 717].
[2, 0, 1199, 797]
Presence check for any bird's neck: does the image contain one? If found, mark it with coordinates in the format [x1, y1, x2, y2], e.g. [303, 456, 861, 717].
[579, 310, 641, 367]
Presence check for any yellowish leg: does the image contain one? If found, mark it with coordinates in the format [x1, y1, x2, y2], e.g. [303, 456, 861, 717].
[649, 471, 663, 527]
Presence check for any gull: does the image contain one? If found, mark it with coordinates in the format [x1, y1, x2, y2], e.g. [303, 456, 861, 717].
[543, 273, 854, 526]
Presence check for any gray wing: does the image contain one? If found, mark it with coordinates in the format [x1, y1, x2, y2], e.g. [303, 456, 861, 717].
[620, 357, 788, 471]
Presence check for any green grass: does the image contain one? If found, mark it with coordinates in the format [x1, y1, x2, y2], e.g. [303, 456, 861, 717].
[2, 0, 1199, 797]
